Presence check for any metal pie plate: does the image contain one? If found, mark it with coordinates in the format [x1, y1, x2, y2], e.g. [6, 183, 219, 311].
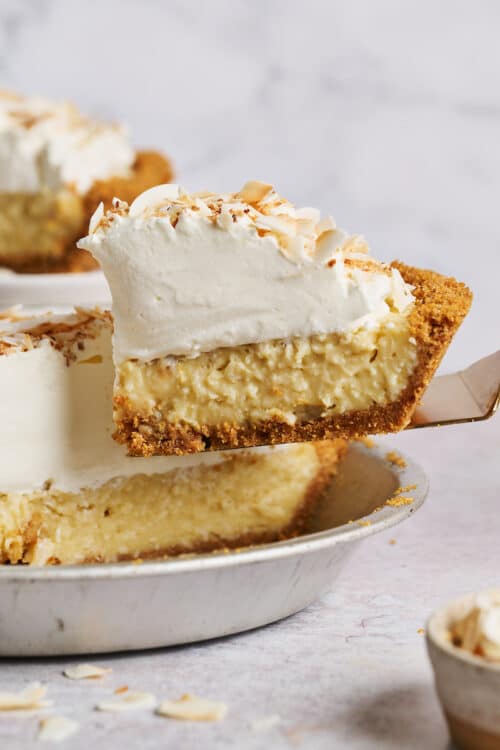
[0, 442, 428, 656]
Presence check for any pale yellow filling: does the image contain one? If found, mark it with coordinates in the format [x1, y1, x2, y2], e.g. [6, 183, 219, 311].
[0, 190, 84, 260]
[0, 444, 324, 565]
[117, 313, 417, 428]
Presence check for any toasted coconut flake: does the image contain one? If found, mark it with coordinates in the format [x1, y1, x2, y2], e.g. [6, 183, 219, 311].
[96, 691, 156, 712]
[129, 184, 182, 217]
[254, 213, 297, 237]
[316, 216, 336, 234]
[315, 228, 348, 263]
[343, 234, 369, 254]
[451, 607, 482, 652]
[295, 217, 317, 237]
[295, 206, 321, 223]
[156, 693, 227, 722]
[89, 202, 104, 233]
[0, 682, 51, 711]
[217, 209, 234, 231]
[38, 716, 79, 742]
[192, 190, 216, 199]
[0, 305, 24, 322]
[282, 231, 318, 263]
[63, 663, 112, 680]
[238, 181, 274, 205]
[111, 197, 128, 212]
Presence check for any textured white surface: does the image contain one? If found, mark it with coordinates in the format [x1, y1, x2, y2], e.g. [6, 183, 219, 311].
[0, 1, 498, 748]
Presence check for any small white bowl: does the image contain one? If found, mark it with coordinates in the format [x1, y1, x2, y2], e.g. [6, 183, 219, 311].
[426, 591, 500, 750]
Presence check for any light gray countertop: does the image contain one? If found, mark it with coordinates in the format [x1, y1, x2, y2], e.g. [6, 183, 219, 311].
[0, 1, 498, 747]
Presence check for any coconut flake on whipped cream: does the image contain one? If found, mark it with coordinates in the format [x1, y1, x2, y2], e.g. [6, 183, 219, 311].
[78, 181, 415, 363]
[450, 592, 500, 662]
[0, 90, 134, 193]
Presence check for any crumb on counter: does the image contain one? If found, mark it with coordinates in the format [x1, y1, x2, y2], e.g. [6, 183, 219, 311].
[394, 484, 417, 495]
[386, 496, 413, 507]
[359, 436, 376, 448]
[386, 451, 407, 468]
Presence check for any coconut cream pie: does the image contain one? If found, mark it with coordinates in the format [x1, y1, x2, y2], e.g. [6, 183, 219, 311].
[0, 90, 173, 273]
[78, 181, 472, 457]
[0, 308, 345, 565]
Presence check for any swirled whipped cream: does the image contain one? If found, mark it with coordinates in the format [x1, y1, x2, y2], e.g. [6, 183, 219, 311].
[451, 592, 500, 662]
[0, 90, 134, 193]
[78, 181, 414, 362]
[0, 308, 279, 493]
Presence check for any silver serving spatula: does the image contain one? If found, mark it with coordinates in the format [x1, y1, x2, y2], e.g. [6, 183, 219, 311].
[409, 350, 500, 429]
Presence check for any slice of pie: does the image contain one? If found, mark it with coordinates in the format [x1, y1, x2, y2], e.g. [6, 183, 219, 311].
[0, 90, 173, 273]
[0, 308, 345, 565]
[79, 181, 472, 457]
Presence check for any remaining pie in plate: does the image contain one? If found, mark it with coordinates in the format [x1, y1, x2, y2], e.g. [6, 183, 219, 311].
[0, 90, 173, 273]
[79, 181, 472, 457]
[0, 308, 345, 565]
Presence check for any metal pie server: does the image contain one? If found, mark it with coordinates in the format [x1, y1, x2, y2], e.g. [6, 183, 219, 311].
[409, 350, 500, 429]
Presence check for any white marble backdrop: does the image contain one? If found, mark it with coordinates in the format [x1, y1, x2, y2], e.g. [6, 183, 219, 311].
[0, 0, 498, 368]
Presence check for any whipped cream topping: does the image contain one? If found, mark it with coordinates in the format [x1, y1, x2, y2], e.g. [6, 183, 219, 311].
[0, 309, 278, 493]
[78, 182, 415, 363]
[0, 90, 135, 193]
[451, 592, 500, 662]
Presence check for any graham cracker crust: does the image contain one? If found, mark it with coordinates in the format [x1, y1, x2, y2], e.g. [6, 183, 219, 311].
[0, 150, 173, 274]
[81, 150, 174, 226]
[1, 440, 345, 565]
[116, 263, 472, 457]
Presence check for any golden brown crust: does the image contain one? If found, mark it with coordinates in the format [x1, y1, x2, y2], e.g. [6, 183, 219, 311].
[1, 439, 346, 565]
[116, 263, 472, 456]
[81, 150, 174, 218]
[0, 150, 174, 274]
[0, 243, 101, 274]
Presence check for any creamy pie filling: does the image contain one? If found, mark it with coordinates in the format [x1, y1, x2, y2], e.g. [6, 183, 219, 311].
[0, 442, 335, 564]
[116, 314, 417, 428]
